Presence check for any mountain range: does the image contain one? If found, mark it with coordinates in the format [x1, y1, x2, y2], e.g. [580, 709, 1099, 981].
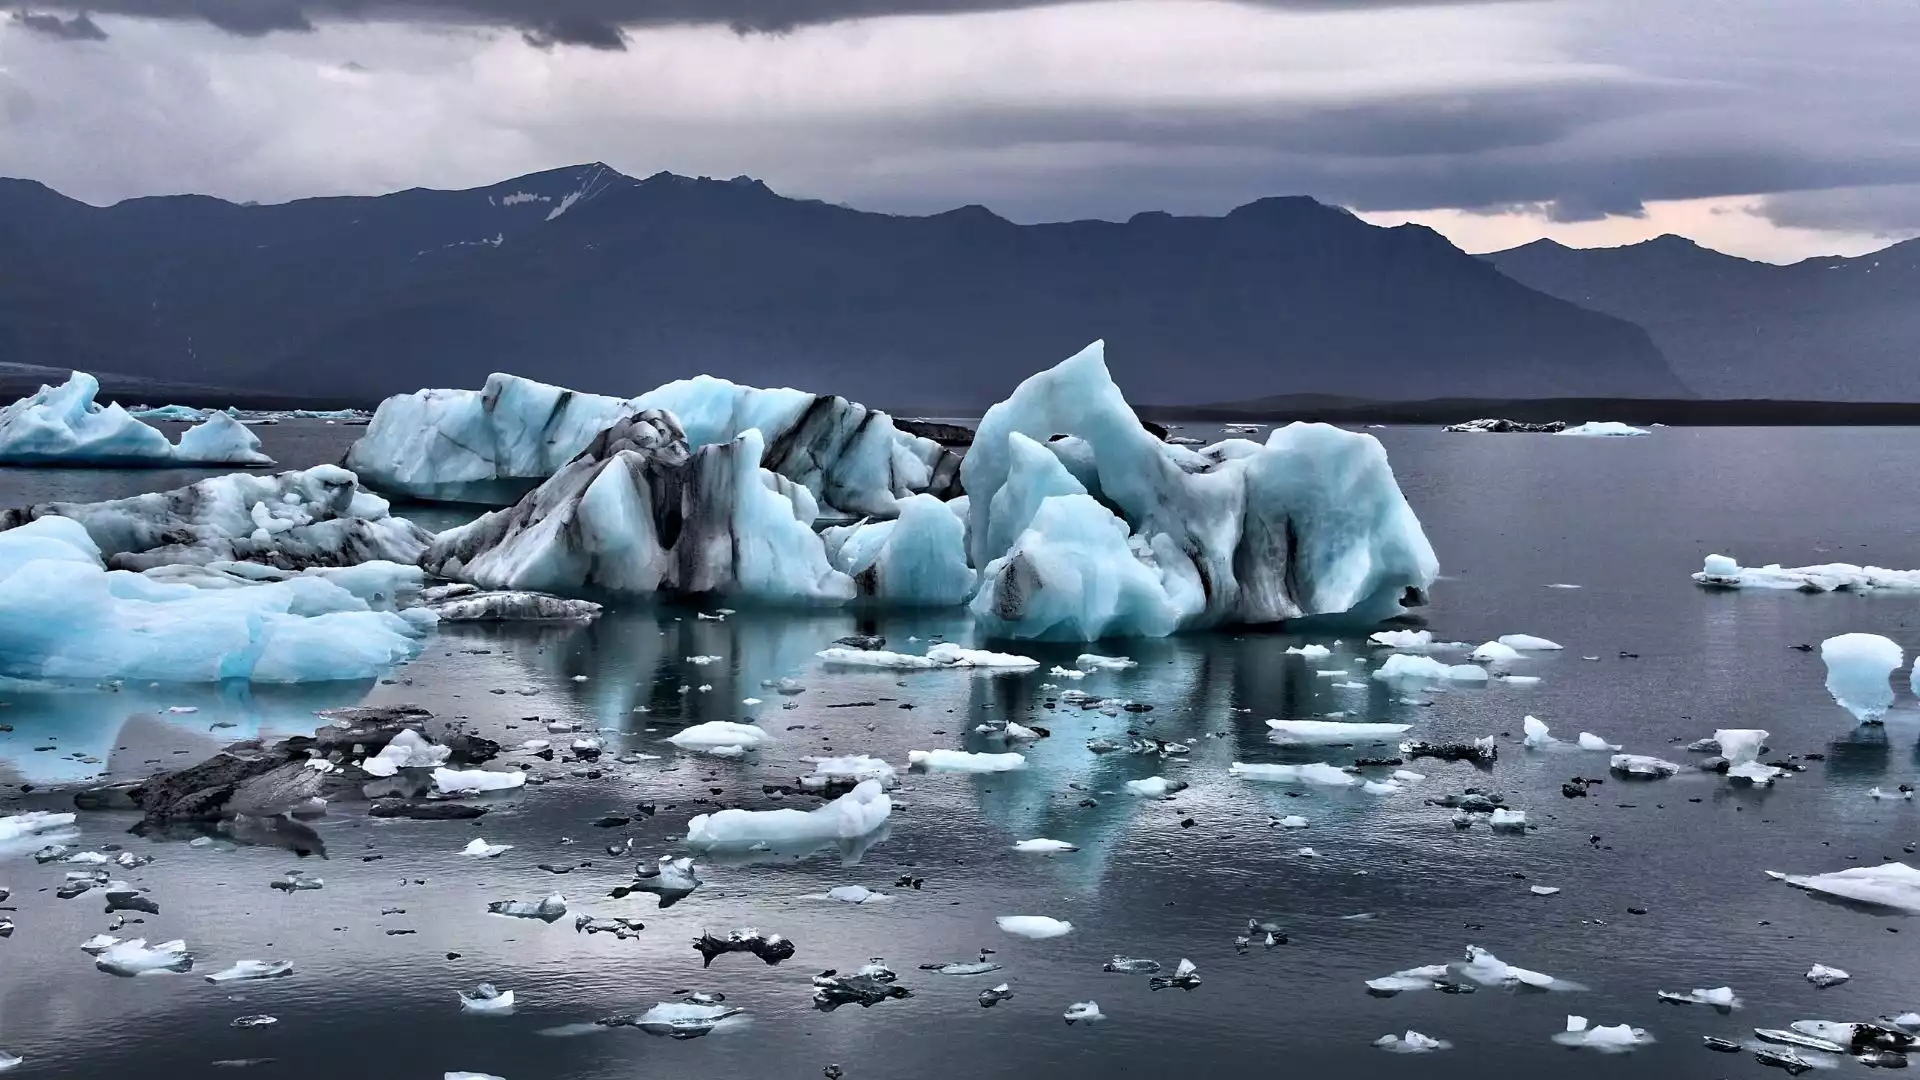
[0, 163, 1692, 409]
[1485, 234, 1920, 401]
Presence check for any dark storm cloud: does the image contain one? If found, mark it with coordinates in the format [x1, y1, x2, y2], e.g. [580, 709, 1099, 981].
[9, 9, 108, 38]
[11, 0, 1496, 43]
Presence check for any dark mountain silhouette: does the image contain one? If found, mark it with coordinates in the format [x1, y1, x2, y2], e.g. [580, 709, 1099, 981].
[0, 163, 1688, 408]
[1485, 234, 1920, 401]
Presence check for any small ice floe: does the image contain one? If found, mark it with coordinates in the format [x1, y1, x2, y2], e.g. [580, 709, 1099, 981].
[231, 1015, 278, 1028]
[1374, 655, 1488, 683]
[0, 810, 77, 846]
[1755, 1026, 1849, 1054]
[1014, 838, 1079, 853]
[1500, 634, 1562, 651]
[685, 780, 891, 852]
[0, 1050, 19, 1071]
[813, 960, 910, 1009]
[445, 1073, 506, 1080]
[432, 768, 526, 795]
[1366, 946, 1582, 996]
[205, 960, 293, 983]
[1791, 1021, 1917, 1053]
[1821, 634, 1903, 723]
[1471, 641, 1522, 666]
[1296, 847, 1318, 857]
[920, 958, 1003, 976]
[270, 871, 323, 892]
[1714, 728, 1784, 784]
[667, 721, 770, 752]
[1244, 918, 1287, 947]
[1766, 863, 1920, 913]
[360, 729, 451, 777]
[1657, 986, 1738, 1009]
[1869, 786, 1914, 800]
[692, 929, 795, 968]
[1551, 1015, 1653, 1052]
[1370, 629, 1438, 651]
[1401, 737, 1498, 765]
[1806, 965, 1851, 988]
[79, 934, 120, 955]
[1125, 777, 1187, 798]
[1530, 886, 1561, 896]
[1001, 722, 1043, 741]
[1276, 815, 1309, 828]
[1393, 769, 1425, 781]
[463, 838, 513, 858]
[817, 885, 888, 905]
[1375, 1032, 1450, 1053]
[96, 938, 193, 976]
[631, 998, 744, 1038]
[1695, 555, 1920, 593]
[1228, 762, 1358, 787]
[1489, 808, 1528, 831]
[488, 893, 567, 922]
[1103, 956, 1161, 974]
[1149, 958, 1201, 991]
[997, 916, 1072, 939]
[573, 916, 646, 939]
[1577, 732, 1620, 751]
[1078, 653, 1137, 671]
[816, 643, 1038, 669]
[1363, 779, 1403, 795]
[460, 984, 517, 1013]
[800, 755, 899, 791]
[907, 749, 1025, 773]
[1048, 666, 1088, 680]
[1523, 716, 1556, 748]
[1558, 421, 1650, 437]
[1264, 719, 1410, 745]
[978, 983, 1014, 1007]
[1063, 1001, 1104, 1024]
[1286, 645, 1332, 660]
[686, 655, 722, 665]
[1610, 754, 1680, 779]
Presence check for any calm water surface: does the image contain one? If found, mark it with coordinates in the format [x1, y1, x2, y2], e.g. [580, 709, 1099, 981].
[2, 422, 1918, 1080]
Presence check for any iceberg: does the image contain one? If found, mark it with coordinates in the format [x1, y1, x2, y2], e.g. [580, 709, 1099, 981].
[1557, 422, 1650, 437]
[421, 587, 602, 622]
[1577, 732, 1620, 751]
[666, 722, 771, 751]
[632, 999, 745, 1038]
[1077, 653, 1136, 671]
[1694, 555, 1920, 592]
[0, 465, 431, 572]
[0, 517, 433, 684]
[685, 779, 892, 849]
[996, 915, 1073, 939]
[907, 749, 1027, 773]
[1713, 729, 1782, 784]
[424, 414, 856, 604]
[963, 342, 1436, 638]
[0, 372, 271, 466]
[1370, 628, 1437, 651]
[1125, 776, 1184, 798]
[1805, 964, 1850, 988]
[1265, 719, 1410, 744]
[344, 373, 645, 504]
[822, 494, 975, 605]
[1228, 761, 1359, 787]
[1766, 863, 1920, 913]
[1821, 634, 1902, 722]
[1656, 986, 1737, 1008]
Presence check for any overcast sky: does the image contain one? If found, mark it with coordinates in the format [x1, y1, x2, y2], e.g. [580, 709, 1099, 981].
[3, 0, 1915, 263]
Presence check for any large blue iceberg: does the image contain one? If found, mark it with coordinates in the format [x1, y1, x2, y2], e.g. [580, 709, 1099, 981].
[0, 372, 272, 467]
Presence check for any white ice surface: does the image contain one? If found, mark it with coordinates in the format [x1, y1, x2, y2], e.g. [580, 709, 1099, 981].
[0, 373, 270, 466]
[1694, 555, 1920, 592]
[1767, 862, 1920, 913]
[685, 779, 892, 848]
[1229, 761, 1359, 787]
[822, 494, 975, 606]
[666, 722, 771, 751]
[908, 749, 1027, 772]
[1821, 633, 1902, 722]
[996, 915, 1073, 938]
[1557, 422, 1650, 437]
[1265, 719, 1410, 744]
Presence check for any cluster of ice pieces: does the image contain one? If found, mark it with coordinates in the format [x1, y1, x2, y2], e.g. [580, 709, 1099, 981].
[0, 372, 271, 467]
[1696, 554, 1920, 592]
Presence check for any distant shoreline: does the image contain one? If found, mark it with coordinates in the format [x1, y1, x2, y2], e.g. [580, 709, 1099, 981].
[1131, 397, 1920, 427]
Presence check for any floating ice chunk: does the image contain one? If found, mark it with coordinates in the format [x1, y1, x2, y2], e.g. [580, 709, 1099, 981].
[1500, 675, 1541, 686]
[1870, 786, 1914, 800]
[1286, 644, 1332, 659]
[1265, 719, 1410, 744]
[907, 749, 1026, 773]
[1374, 654, 1486, 682]
[1393, 769, 1425, 781]
[204, 960, 293, 983]
[1821, 634, 1903, 722]
[1229, 762, 1358, 787]
[1048, 665, 1088, 680]
[1489, 808, 1528, 830]
[1124, 777, 1186, 798]
[820, 493, 975, 605]
[1370, 629, 1435, 651]
[460, 984, 517, 1013]
[666, 722, 770, 751]
[801, 755, 898, 791]
[1063, 1001, 1104, 1024]
[1149, 958, 1201, 991]
[1472, 641, 1522, 666]
[1363, 779, 1402, 794]
[1453, 946, 1581, 991]
[685, 779, 891, 849]
[1077, 654, 1136, 671]
[1610, 754, 1679, 778]
[96, 938, 193, 976]
[818, 643, 1039, 669]
[1766, 863, 1920, 913]
[1557, 422, 1650, 437]
[1277, 816, 1309, 828]
[821, 885, 888, 905]
[997, 916, 1073, 939]
[1552, 1015, 1653, 1051]
[0, 372, 271, 466]
[633, 1000, 744, 1038]
[1806, 965, 1851, 987]
[1375, 1032, 1450, 1053]
[1531, 886, 1561, 896]
[1694, 555, 1920, 593]
[1523, 716, 1555, 748]
[433, 768, 526, 795]
[1577, 732, 1620, 751]
[79, 934, 120, 955]
[1658, 986, 1738, 1008]
[361, 729, 451, 777]
[1296, 846, 1318, 856]
[427, 590, 602, 622]
[445, 1073, 506, 1080]
[462, 839, 513, 858]
[1014, 838, 1079, 853]
[0, 810, 77, 845]
[0, 1050, 18, 1071]
[1500, 634, 1562, 651]
[487, 894, 567, 922]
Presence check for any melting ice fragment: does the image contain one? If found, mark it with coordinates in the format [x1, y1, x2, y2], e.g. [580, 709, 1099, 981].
[907, 749, 1026, 773]
[666, 722, 771, 751]
[1013, 838, 1079, 853]
[205, 960, 293, 983]
[1264, 719, 1410, 744]
[1149, 958, 1201, 991]
[1077, 654, 1136, 671]
[684, 779, 891, 850]
[1577, 732, 1620, 751]
[1558, 421, 1650, 437]
[632, 999, 744, 1038]
[1374, 654, 1487, 682]
[1285, 644, 1332, 659]
[462, 838, 513, 858]
[812, 960, 910, 1009]
[1806, 965, 1851, 988]
[1657, 986, 1739, 1009]
[692, 929, 795, 967]
[817, 643, 1039, 669]
[1367, 946, 1582, 995]
[432, 768, 527, 795]
[1610, 754, 1679, 779]
[1228, 762, 1358, 787]
[1063, 1001, 1105, 1024]
[360, 729, 450, 777]
[1103, 957, 1161, 974]
[0, 372, 271, 466]
[95, 938, 193, 976]
[1499, 634, 1562, 651]
[460, 984, 517, 1013]
[801, 755, 898, 791]
[1124, 777, 1186, 798]
[487, 894, 567, 922]
[1821, 634, 1903, 722]
[1551, 1015, 1653, 1051]
[1375, 1032, 1450, 1053]
[1471, 641, 1522, 666]
[1695, 555, 1920, 593]
[996, 916, 1073, 939]
[1766, 863, 1920, 914]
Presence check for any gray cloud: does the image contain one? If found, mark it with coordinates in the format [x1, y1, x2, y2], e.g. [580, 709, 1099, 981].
[9, 9, 108, 38]
[1756, 185, 1920, 239]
